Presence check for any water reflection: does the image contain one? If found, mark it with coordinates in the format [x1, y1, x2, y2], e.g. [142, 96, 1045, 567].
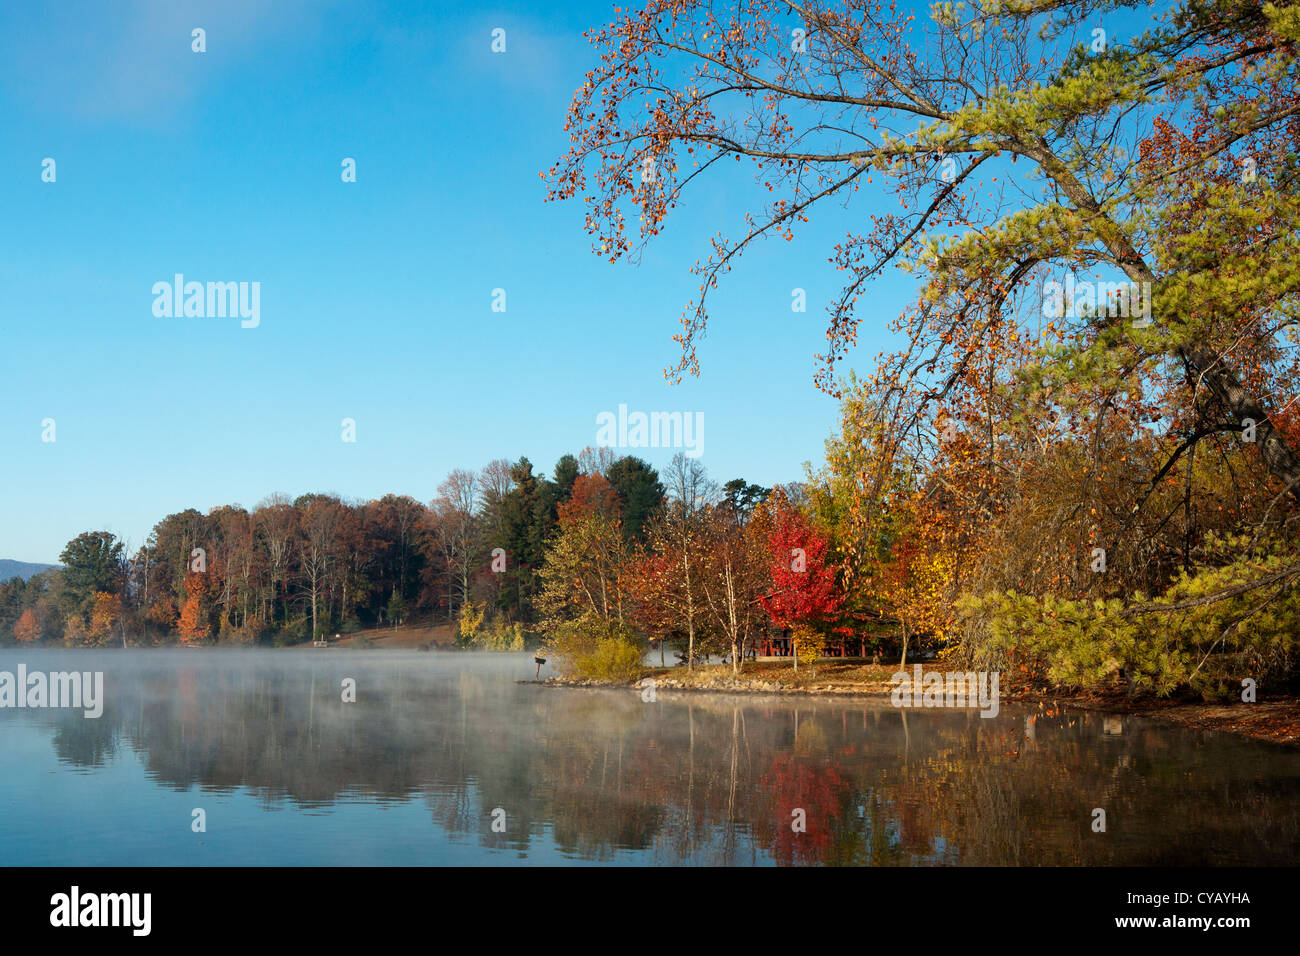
[1, 649, 1298, 865]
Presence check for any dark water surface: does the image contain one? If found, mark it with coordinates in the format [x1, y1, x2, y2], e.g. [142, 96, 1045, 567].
[1, 649, 1297, 865]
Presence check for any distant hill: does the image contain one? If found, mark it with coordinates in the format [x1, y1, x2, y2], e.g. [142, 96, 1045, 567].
[0, 560, 57, 582]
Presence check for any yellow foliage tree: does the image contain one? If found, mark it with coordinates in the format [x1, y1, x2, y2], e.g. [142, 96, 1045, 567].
[792, 625, 826, 673]
[63, 615, 90, 646]
[89, 591, 123, 643]
[457, 600, 486, 645]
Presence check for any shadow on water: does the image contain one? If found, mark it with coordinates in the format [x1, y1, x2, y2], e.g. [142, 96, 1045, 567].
[1, 648, 1298, 865]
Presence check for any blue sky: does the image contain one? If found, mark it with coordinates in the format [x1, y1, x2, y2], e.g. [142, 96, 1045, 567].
[0, 0, 924, 563]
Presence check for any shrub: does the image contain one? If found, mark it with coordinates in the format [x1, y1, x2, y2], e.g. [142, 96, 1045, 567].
[218, 617, 259, 645]
[272, 618, 311, 647]
[583, 635, 646, 681]
[474, 615, 527, 651]
[457, 600, 486, 646]
[544, 617, 645, 682]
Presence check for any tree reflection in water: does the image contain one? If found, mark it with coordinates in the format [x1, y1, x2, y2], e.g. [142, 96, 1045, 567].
[8, 650, 1300, 865]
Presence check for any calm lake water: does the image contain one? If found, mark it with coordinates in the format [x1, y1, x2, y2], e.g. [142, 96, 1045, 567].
[1, 649, 1297, 866]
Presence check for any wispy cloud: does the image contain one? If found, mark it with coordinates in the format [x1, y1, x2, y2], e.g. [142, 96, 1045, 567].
[448, 12, 591, 95]
[1, 0, 324, 122]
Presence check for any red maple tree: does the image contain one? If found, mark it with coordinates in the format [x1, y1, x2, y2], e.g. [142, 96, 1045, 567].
[759, 494, 845, 635]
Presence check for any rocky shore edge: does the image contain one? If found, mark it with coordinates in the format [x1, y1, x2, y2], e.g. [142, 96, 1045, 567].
[517, 672, 1300, 747]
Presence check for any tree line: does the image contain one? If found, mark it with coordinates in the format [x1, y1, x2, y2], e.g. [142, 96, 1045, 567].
[0, 448, 850, 674]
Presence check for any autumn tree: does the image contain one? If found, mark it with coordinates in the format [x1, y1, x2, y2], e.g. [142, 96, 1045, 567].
[298, 494, 347, 638]
[547, 0, 1300, 620]
[759, 491, 845, 670]
[147, 509, 209, 620]
[697, 498, 771, 673]
[210, 505, 256, 636]
[427, 469, 482, 616]
[88, 591, 124, 645]
[177, 573, 212, 644]
[254, 495, 299, 627]
[365, 494, 428, 620]
[657, 453, 719, 668]
[539, 473, 645, 678]
[13, 608, 40, 643]
[539, 473, 632, 626]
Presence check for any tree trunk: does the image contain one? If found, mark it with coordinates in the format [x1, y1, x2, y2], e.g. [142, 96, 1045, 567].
[684, 550, 695, 671]
[1183, 341, 1300, 495]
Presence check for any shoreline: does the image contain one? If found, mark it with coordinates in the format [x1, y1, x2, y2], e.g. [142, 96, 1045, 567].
[9, 644, 1297, 747]
[523, 662, 1300, 749]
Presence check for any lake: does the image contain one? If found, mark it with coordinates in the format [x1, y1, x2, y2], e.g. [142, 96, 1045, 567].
[1, 649, 1297, 866]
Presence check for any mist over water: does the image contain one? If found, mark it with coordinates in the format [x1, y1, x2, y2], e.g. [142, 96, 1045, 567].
[1, 648, 1297, 865]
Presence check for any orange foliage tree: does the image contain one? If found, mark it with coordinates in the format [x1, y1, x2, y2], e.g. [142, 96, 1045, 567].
[13, 608, 41, 643]
[177, 574, 211, 644]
